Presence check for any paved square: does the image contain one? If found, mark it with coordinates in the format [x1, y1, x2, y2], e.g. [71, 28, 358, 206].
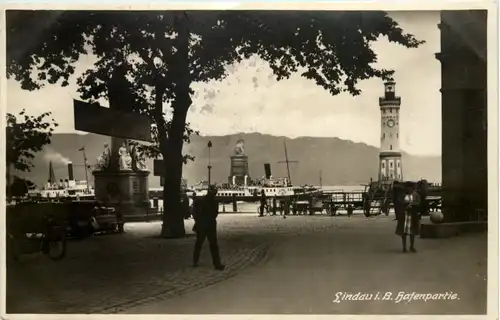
[6, 213, 487, 314]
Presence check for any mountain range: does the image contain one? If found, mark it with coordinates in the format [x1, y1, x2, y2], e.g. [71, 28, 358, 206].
[17, 132, 442, 188]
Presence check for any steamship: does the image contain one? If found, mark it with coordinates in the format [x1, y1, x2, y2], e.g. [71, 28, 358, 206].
[192, 177, 295, 198]
[27, 161, 95, 201]
[191, 140, 319, 201]
[191, 177, 319, 201]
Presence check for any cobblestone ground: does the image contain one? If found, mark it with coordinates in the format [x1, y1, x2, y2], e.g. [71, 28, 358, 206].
[7, 212, 348, 314]
[125, 215, 488, 315]
[6, 213, 488, 315]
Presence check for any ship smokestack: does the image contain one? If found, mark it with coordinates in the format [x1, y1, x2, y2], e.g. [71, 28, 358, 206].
[264, 163, 271, 179]
[49, 161, 55, 183]
[67, 162, 74, 181]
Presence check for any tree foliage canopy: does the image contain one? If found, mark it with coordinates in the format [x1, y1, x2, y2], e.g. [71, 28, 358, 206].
[6, 10, 423, 158]
[7, 10, 423, 94]
[6, 10, 424, 236]
[7, 10, 424, 154]
[8, 176, 36, 197]
[6, 109, 58, 172]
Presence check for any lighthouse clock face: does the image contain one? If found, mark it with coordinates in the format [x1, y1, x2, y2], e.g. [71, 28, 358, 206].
[387, 119, 395, 128]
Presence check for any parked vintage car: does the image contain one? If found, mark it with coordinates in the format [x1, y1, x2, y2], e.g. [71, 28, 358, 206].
[67, 200, 124, 238]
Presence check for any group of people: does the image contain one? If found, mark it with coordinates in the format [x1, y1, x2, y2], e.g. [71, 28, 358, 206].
[258, 191, 292, 217]
[45, 179, 70, 190]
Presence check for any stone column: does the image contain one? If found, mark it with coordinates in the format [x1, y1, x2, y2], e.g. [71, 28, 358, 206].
[107, 66, 133, 172]
[436, 10, 487, 221]
[92, 66, 151, 220]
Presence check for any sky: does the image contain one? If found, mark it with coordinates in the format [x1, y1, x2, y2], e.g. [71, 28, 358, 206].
[6, 11, 442, 156]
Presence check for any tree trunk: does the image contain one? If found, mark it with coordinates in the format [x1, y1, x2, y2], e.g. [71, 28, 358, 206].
[160, 117, 188, 238]
[160, 12, 191, 238]
[6, 163, 14, 202]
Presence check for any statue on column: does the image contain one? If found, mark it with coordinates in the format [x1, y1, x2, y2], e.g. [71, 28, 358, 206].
[234, 139, 245, 155]
[95, 143, 111, 171]
[131, 144, 148, 172]
[118, 141, 133, 171]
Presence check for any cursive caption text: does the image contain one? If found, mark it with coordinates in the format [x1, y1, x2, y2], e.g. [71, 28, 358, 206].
[333, 291, 460, 304]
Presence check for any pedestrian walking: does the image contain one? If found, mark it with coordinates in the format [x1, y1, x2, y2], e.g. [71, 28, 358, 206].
[181, 192, 190, 220]
[259, 190, 267, 217]
[192, 185, 225, 270]
[191, 192, 199, 232]
[272, 196, 277, 216]
[279, 200, 284, 216]
[346, 205, 354, 218]
[395, 181, 421, 253]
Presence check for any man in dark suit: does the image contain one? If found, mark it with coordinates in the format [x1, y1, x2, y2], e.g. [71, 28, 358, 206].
[259, 190, 267, 217]
[193, 185, 225, 270]
[181, 192, 190, 220]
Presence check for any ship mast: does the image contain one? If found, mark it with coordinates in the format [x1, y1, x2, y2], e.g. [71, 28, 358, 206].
[319, 170, 322, 188]
[277, 140, 298, 186]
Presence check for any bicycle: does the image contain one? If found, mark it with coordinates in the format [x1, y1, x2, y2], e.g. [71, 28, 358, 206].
[8, 212, 67, 262]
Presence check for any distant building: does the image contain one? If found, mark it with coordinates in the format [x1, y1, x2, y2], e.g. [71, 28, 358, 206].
[378, 81, 403, 183]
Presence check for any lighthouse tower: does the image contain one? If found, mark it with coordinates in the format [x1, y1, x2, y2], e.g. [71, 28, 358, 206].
[378, 81, 403, 183]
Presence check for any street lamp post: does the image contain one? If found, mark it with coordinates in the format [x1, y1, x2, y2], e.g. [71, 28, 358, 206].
[207, 140, 212, 186]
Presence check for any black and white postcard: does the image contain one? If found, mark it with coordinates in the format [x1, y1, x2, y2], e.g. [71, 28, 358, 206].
[1, 1, 498, 319]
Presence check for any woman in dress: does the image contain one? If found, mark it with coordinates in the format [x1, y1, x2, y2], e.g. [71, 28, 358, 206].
[395, 181, 421, 252]
[118, 142, 132, 170]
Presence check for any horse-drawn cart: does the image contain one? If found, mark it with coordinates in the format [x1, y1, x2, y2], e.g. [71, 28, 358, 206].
[361, 180, 442, 217]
